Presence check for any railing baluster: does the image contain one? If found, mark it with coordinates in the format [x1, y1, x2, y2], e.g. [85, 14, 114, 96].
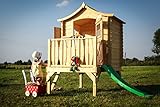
[76, 39, 80, 57]
[89, 38, 93, 65]
[52, 40, 55, 65]
[48, 39, 51, 66]
[55, 40, 59, 65]
[80, 39, 84, 64]
[63, 40, 67, 65]
[59, 40, 62, 65]
[85, 38, 89, 65]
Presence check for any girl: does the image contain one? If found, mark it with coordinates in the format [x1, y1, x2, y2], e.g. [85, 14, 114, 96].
[31, 51, 45, 85]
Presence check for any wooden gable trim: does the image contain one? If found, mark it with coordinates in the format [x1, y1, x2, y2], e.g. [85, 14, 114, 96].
[57, 2, 86, 22]
[57, 2, 114, 22]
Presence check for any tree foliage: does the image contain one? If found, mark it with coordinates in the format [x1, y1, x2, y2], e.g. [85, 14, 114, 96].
[14, 59, 32, 65]
[123, 55, 160, 66]
[152, 28, 160, 55]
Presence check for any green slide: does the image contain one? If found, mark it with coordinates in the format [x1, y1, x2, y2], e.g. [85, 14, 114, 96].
[101, 65, 152, 98]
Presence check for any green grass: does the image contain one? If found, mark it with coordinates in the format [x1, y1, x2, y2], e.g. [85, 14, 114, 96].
[0, 66, 160, 107]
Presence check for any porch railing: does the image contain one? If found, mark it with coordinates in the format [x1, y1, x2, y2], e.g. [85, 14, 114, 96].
[48, 37, 97, 67]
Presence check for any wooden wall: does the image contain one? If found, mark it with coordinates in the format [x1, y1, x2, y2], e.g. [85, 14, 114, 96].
[63, 20, 74, 37]
[54, 27, 61, 38]
[108, 17, 123, 71]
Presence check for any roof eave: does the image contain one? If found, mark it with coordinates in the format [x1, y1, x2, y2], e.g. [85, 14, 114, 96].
[57, 2, 86, 22]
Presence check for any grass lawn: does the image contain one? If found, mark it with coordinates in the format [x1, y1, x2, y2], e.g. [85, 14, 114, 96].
[0, 66, 160, 107]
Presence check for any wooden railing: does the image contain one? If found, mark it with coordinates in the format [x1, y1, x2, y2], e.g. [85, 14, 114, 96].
[48, 37, 97, 67]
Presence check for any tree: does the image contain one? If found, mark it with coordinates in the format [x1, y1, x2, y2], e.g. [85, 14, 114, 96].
[152, 28, 160, 55]
[14, 60, 23, 65]
[27, 59, 32, 65]
[4, 61, 8, 65]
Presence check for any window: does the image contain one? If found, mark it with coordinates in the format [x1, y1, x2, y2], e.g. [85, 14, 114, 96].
[96, 24, 101, 36]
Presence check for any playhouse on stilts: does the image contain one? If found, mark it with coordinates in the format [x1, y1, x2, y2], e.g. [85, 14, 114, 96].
[46, 3, 125, 96]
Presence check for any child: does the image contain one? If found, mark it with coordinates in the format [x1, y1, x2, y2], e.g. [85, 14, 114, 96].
[31, 51, 45, 85]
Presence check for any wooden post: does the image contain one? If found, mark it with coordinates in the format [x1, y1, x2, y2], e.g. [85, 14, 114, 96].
[46, 74, 51, 94]
[85, 38, 89, 65]
[93, 37, 97, 66]
[51, 72, 60, 91]
[79, 73, 83, 88]
[48, 39, 51, 66]
[85, 72, 97, 96]
[93, 73, 97, 97]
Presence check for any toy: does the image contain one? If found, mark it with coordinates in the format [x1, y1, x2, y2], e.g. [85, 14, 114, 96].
[22, 70, 46, 97]
[70, 56, 80, 72]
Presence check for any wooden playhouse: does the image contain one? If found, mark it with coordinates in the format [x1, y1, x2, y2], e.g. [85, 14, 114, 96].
[46, 2, 125, 96]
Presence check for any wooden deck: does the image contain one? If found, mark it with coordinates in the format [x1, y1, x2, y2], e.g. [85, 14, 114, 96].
[46, 37, 99, 96]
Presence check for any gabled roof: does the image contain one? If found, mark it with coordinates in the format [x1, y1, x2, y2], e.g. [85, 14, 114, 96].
[57, 2, 125, 24]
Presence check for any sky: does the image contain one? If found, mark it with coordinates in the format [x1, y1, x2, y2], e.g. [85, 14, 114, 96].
[0, 0, 160, 63]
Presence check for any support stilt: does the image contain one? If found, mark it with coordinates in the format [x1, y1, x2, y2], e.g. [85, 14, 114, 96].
[51, 72, 60, 91]
[85, 72, 97, 96]
[79, 73, 83, 88]
[93, 78, 97, 97]
[46, 72, 60, 94]
[46, 75, 51, 94]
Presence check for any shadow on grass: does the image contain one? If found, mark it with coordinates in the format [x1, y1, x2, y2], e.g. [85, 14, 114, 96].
[135, 85, 160, 95]
[0, 83, 24, 87]
[46, 84, 160, 97]
[2, 83, 159, 97]
[98, 84, 160, 96]
[47, 88, 92, 96]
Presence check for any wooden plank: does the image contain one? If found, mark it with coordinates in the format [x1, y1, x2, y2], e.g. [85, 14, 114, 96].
[71, 39, 76, 56]
[89, 38, 93, 65]
[66, 40, 71, 65]
[85, 38, 89, 65]
[110, 31, 121, 35]
[48, 39, 51, 66]
[47, 66, 97, 73]
[93, 37, 97, 66]
[111, 61, 120, 66]
[60, 22, 64, 38]
[46, 76, 51, 94]
[110, 38, 121, 43]
[80, 39, 85, 64]
[85, 72, 97, 96]
[110, 18, 121, 26]
[111, 48, 120, 53]
[79, 73, 83, 88]
[51, 72, 60, 91]
[59, 40, 63, 65]
[63, 40, 67, 65]
[54, 27, 61, 38]
[111, 56, 120, 60]
[55, 40, 59, 65]
[110, 24, 121, 30]
[76, 39, 80, 57]
[51, 40, 55, 65]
